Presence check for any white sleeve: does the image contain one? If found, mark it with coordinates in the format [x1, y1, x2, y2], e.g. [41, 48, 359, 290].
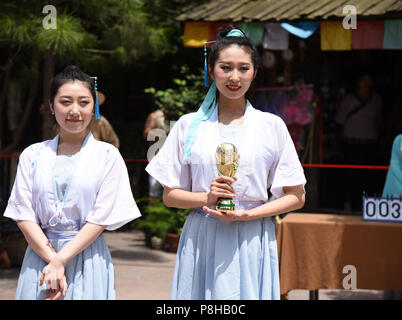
[269, 119, 307, 198]
[86, 150, 141, 230]
[3, 146, 39, 223]
[145, 116, 191, 191]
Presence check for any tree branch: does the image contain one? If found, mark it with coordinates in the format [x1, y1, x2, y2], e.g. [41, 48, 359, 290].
[82, 48, 114, 54]
[0, 45, 22, 72]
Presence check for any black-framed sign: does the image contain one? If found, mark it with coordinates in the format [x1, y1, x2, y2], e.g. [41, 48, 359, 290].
[363, 196, 402, 223]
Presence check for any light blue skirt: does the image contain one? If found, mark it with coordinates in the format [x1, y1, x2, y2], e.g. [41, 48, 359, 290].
[171, 208, 280, 300]
[15, 234, 115, 300]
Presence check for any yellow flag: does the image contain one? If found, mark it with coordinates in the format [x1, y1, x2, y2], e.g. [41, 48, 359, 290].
[321, 21, 352, 51]
[183, 22, 211, 48]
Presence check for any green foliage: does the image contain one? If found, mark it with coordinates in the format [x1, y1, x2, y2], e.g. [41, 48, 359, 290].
[144, 65, 206, 119]
[0, 13, 38, 46]
[35, 12, 97, 57]
[132, 197, 190, 240]
[101, 1, 172, 65]
[0, 0, 175, 69]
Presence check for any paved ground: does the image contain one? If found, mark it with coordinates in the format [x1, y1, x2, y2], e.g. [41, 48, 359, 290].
[0, 230, 397, 300]
[104, 230, 176, 300]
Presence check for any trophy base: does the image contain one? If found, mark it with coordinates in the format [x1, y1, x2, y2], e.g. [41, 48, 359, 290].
[216, 198, 235, 211]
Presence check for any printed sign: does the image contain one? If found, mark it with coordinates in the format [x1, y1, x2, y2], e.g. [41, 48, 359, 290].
[363, 197, 402, 223]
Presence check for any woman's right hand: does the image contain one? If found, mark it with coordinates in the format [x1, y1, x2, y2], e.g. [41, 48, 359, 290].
[40, 256, 68, 300]
[206, 176, 237, 206]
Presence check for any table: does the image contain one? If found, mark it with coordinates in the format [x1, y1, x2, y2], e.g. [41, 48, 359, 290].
[277, 213, 402, 296]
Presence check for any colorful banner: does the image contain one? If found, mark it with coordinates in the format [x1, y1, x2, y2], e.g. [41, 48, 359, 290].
[383, 19, 402, 49]
[352, 20, 384, 50]
[183, 20, 402, 50]
[263, 22, 289, 50]
[280, 21, 319, 39]
[320, 21, 352, 51]
[183, 22, 211, 47]
[208, 22, 232, 42]
[237, 22, 264, 46]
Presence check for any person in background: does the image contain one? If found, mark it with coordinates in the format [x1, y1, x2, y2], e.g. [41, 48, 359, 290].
[382, 134, 402, 198]
[382, 134, 402, 300]
[335, 72, 383, 211]
[89, 92, 120, 149]
[143, 109, 168, 197]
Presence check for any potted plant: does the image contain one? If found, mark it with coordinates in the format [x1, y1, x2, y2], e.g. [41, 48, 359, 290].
[132, 198, 171, 249]
[132, 197, 189, 252]
[150, 235, 164, 250]
[164, 208, 188, 253]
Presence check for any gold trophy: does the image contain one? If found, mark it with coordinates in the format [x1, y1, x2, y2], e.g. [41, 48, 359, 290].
[215, 142, 239, 211]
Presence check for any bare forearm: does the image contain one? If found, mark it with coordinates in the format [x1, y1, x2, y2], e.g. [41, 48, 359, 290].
[163, 187, 209, 209]
[247, 188, 305, 220]
[17, 220, 56, 263]
[54, 222, 106, 265]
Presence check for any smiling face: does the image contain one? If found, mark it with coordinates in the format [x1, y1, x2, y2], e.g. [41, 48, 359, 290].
[50, 80, 94, 136]
[209, 44, 256, 101]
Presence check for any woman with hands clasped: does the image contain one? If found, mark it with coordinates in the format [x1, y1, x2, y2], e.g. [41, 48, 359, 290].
[146, 26, 306, 300]
[4, 65, 141, 299]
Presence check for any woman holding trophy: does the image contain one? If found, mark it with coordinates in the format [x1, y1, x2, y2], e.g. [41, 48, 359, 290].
[146, 26, 306, 300]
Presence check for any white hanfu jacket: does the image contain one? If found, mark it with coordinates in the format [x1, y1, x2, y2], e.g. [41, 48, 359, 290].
[146, 101, 306, 205]
[4, 132, 141, 238]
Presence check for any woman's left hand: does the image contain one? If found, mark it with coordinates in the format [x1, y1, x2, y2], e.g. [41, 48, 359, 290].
[40, 257, 68, 300]
[202, 206, 250, 222]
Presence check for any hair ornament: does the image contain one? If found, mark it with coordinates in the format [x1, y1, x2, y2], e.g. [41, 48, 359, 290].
[91, 76, 100, 120]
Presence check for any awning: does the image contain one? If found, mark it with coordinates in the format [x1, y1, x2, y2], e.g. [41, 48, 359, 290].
[182, 19, 402, 50]
[179, 0, 402, 50]
[177, 0, 402, 22]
